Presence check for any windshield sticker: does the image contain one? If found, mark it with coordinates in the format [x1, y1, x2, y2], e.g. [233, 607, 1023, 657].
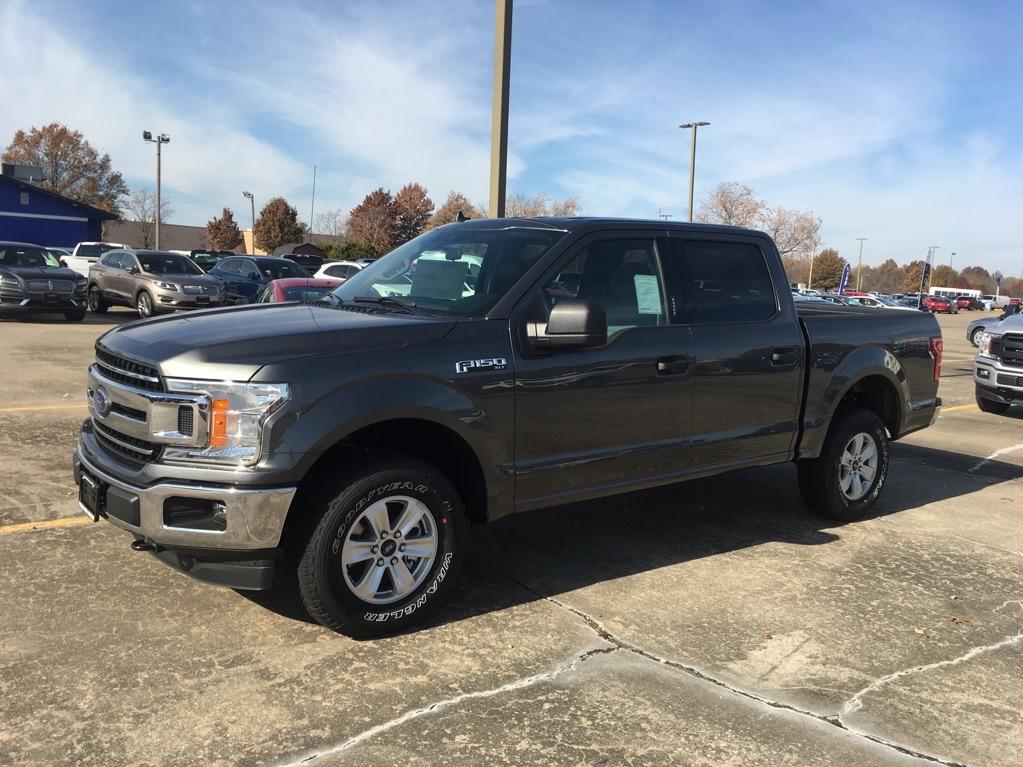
[411, 259, 467, 299]
[634, 274, 663, 315]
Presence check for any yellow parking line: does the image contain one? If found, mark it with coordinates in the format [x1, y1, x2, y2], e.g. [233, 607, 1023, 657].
[0, 403, 87, 413]
[941, 403, 979, 414]
[0, 517, 93, 535]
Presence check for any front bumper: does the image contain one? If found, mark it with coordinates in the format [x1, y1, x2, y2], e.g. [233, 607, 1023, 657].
[153, 291, 224, 311]
[974, 358, 1023, 403]
[0, 291, 85, 314]
[73, 438, 296, 550]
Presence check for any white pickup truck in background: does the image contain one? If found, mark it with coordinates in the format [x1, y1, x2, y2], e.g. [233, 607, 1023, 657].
[63, 241, 126, 278]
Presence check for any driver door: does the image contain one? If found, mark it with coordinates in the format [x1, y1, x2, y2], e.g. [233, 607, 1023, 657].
[512, 232, 693, 510]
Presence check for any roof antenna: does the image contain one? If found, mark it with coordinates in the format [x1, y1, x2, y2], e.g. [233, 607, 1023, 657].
[456, 210, 469, 222]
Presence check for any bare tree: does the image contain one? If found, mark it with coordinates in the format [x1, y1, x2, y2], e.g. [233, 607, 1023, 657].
[123, 188, 174, 248]
[506, 192, 582, 218]
[695, 182, 763, 227]
[315, 208, 346, 245]
[428, 191, 487, 228]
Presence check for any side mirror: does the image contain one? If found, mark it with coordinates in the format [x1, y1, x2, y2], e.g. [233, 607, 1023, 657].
[128, 266, 140, 274]
[251, 273, 262, 281]
[528, 299, 607, 349]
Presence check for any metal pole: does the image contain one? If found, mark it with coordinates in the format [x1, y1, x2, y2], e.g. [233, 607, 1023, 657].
[807, 249, 815, 290]
[856, 237, 867, 290]
[155, 139, 161, 250]
[488, 0, 513, 218]
[309, 165, 317, 243]
[688, 126, 698, 222]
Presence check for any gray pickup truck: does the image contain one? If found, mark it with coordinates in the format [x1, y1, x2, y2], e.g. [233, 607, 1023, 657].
[73, 218, 943, 637]
[974, 314, 1023, 412]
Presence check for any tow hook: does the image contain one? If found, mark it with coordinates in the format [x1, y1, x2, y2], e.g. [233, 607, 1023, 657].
[130, 538, 156, 552]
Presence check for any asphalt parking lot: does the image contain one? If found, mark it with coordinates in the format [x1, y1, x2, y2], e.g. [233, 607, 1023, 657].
[1, 307, 1021, 767]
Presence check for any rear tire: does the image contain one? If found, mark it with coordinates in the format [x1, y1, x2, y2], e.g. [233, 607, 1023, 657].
[88, 286, 108, 314]
[798, 407, 889, 522]
[296, 455, 467, 637]
[976, 392, 1011, 415]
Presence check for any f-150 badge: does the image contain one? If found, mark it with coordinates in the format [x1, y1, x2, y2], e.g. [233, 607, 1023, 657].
[455, 358, 507, 374]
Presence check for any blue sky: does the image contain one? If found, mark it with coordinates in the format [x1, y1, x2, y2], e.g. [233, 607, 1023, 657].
[2, 0, 1020, 273]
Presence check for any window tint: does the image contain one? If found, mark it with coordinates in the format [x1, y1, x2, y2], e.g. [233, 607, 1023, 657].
[99, 253, 119, 267]
[677, 242, 776, 323]
[239, 260, 261, 279]
[543, 239, 666, 335]
[218, 258, 242, 274]
[264, 260, 307, 279]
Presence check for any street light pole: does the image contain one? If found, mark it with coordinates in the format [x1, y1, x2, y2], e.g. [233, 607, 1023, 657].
[309, 165, 317, 244]
[856, 237, 867, 290]
[242, 191, 255, 252]
[142, 131, 170, 249]
[488, 0, 513, 218]
[950, 251, 956, 271]
[679, 121, 710, 222]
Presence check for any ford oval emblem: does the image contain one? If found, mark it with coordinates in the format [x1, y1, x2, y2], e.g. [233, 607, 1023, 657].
[48, 280, 54, 290]
[94, 386, 112, 417]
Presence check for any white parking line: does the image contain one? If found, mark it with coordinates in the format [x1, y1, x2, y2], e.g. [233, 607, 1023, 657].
[970, 442, 1023, 473]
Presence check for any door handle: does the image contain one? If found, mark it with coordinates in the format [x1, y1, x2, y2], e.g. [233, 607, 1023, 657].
[656, 356, 690, 375]
[771, 347, 798, 366]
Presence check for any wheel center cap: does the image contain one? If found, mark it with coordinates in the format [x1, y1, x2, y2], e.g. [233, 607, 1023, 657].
[380, 539, 397, 557]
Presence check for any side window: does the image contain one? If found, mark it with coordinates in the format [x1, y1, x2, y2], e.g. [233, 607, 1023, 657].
[219, 258, 240, 274]
[100, 253, 119, 267]
[257, 287, 272, 303]
[543, 239, 666, 335]
[122, 255, 139, 271]
[678, 241, 776, 323]
[240, 260, 261, 279]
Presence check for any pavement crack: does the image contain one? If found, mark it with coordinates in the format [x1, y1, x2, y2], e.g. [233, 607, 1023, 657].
[839, 631, 1023, 720]
[276, 644, 618, 765]
[482, 562, 975, 767]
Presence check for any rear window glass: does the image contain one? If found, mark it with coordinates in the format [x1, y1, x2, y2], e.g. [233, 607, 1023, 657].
[263, 261, 308, 279]
[677, 241, 776, 323]
[282, 285, 335, 301]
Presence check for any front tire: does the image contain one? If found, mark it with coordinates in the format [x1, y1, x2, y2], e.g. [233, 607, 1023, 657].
[136, 290, 154, 319]
[970, 327, 985, 347]
[976, 391, 1011, 415]
[64, 309, 86, 322]
[296, 456, 467, 637]
[798, 407, 889, 522]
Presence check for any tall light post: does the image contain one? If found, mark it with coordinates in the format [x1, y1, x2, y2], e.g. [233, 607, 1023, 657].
[949, 251, 956, 271]
[309, 165, 317, 244]
[142, 131, 170, 249]
[489, 0, 513, 218]
[855, 237, 867, 290]
[679, 121, 710, 222]
[242, 191, 255, 252]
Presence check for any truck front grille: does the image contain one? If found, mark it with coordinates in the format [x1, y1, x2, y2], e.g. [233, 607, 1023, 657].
[94, 345, 162, 391]
[94, 421, 162, 465]
[997, 333, 1023, 368]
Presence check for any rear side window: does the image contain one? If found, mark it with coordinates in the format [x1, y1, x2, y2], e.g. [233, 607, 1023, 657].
[676, 241, 776, 323]
[218, 258, 241, 274]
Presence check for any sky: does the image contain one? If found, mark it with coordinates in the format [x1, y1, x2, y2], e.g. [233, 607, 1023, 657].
[2, 0, 1021, 273]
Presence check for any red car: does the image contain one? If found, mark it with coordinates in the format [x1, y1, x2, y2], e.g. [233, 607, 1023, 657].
[256, 277, 342, 303]
[922, 295, 957, 314]
[954, 296, 981, 311]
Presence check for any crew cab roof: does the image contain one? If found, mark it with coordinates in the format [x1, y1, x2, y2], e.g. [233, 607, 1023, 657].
[448, 216, 766, 238]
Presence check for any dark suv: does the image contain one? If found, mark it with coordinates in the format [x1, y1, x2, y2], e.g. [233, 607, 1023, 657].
[88, 250, 225, 319]
[0, 241, 87, 321]
[207, 256, 310, 304]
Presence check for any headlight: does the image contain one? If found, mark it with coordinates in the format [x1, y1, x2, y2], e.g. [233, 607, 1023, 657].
[978, 333, 997, 358]
[154, 281, 179, 292]
[163, 379, 289, 466]
[0, 272, 19, 287]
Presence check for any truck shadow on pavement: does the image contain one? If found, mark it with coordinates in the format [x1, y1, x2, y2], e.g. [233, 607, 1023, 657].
[245, 446, 1023, 634]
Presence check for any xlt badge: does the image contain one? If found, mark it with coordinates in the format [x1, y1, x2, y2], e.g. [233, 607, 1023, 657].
[455, 357, 507, 374]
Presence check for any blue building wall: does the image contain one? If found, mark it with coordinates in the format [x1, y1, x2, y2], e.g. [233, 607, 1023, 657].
[0, 178, 109, 246]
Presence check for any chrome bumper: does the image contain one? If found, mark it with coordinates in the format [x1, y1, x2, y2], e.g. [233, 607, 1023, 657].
[974, 358, 1023, 401]
[73, 440, 296, 549]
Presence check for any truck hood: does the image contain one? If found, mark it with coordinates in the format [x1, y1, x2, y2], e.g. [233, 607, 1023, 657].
[98, 303, 456, 381]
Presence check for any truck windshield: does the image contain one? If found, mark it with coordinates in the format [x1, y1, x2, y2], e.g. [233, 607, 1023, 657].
[333, 225, 566, 317]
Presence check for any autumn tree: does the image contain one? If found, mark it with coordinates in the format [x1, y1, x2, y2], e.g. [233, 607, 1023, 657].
[863, 259, 907, 294]
[929, 264, 959, 289]
[697, 182, 820, 258]
[809, 248, 846, 291]
[393, 183, 434, 244]
[3, 122, 128, 214]
[346, 188, 397, 257]
[123, 188, 174, 248]
[206, 207, 243, 251]
[959, 266, 992, 292]
[253, 197, 303, 254]
[902, 260, 926, 293]
[428, 191, 487, 228]
[506, 192, 582, 217]
[315, 208, 346, 245]
[696, 182, 762, 227]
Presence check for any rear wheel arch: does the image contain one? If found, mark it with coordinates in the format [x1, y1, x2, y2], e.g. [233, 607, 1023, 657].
[836, 373, 902, 438]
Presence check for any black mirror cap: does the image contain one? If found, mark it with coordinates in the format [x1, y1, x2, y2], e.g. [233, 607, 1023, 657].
[529, 298, 608, 349]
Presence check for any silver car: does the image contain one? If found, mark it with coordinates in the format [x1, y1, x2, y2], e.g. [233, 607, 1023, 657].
[87, 249, 224, 319]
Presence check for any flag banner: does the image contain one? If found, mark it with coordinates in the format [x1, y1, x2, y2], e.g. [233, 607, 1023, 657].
[918, 247, 933, 303]
[839, 263, 851, 295]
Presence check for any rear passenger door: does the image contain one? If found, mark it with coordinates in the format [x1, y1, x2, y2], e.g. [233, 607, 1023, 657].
[214, 258, 244, 303]
[668, 234, 804, 468]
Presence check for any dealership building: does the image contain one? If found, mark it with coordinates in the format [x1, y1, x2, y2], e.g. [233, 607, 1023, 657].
[0, 166, 117, 247]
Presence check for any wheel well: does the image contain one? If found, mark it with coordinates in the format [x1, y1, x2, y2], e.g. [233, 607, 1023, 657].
[838, 375, 900, 436]
[298, 419, 489, 526]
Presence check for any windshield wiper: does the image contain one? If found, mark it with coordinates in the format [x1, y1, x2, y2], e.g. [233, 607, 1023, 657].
[353, 295, 417, 314]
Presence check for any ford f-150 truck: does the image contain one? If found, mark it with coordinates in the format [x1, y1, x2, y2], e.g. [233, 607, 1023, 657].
[974, 314, 1023, 413]
[73, 218, 942, 637]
